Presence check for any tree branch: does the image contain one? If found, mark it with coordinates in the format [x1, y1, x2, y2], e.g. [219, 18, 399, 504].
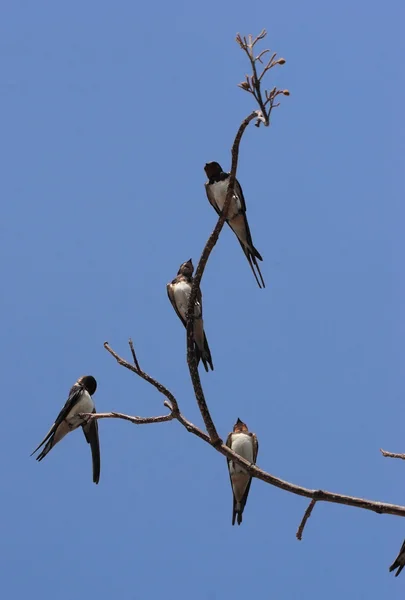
[103, 342, 405, 520]
[236, 30, 289, 127]
[184, 30, 288, 444]
[80, 412, 173, 426]
[104, 340, 179, 414]
[296, 499, 317, 540]
[185, 110, 258, 445]
[380, 449, 405, 460]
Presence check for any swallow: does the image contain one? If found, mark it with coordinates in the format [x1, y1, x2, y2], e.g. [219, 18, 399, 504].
[167, 259, 214, 372]
[389, 539, 405, 577]
[31, 375, 100, 484]
[226, 418, 259, 525]
[204, 161, 265, 288]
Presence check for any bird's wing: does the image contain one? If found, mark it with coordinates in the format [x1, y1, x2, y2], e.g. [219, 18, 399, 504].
[205, 182, 222, 216]
[31, 384, 84, 455]
[167, 281, 187, 328]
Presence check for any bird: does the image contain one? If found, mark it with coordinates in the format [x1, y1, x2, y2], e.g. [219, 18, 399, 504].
[389, 539, 405, 577]
[31, 375, 100, 484]
[204, 161, 265, 288]
[167, 259, 214, 372]
[226, 418, 259, 525]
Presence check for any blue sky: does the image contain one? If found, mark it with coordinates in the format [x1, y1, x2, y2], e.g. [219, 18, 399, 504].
[1, 1, 404, 598]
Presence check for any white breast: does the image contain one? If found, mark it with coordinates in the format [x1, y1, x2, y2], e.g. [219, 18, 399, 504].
[229, 433, 254, 475]
[66, 390, 95, 428]
[173, 281, 201, 319]
[210, 180, 241, 217]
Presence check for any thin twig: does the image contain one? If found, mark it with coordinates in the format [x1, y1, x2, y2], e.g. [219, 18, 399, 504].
[380, 449, 405, 460]
[129, 338, 141, 371]
[80, 412, 173, 425]
[296, 499, 317, 540]
[104, 341, 179, 413]
[236, 30, 288, 126]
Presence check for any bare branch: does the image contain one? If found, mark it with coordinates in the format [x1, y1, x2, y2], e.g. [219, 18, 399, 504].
[104, 340, 179, 414]
[214, 446, 405, 518]
[296, 499, 317, 540]
[129, 338, 141, 371]
[185, 110, 258, 445]
[380, 449, 405, 460]
[103, 344, 405, 521]
[80, 411, 173, 426]
[183, 31, 288, 442]
[236, 29, 288, 126]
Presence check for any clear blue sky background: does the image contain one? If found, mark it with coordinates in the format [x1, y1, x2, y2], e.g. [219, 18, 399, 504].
[1, 1, 403, 598]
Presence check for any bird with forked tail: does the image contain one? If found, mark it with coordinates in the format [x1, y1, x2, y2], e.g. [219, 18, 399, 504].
[226, 418, 259, 525]
[31, 375, 100, 484]
[389, 539, 405, 577]
[167, 259, 214, 372]
[204, 161, 265, 289]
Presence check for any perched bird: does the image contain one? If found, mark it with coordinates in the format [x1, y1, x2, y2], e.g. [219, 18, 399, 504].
[31, 375, 100, 484]
[226, 418, 259, 525]
[204, 161, 265, 288]
[389, 539, 405, 577]
[167, 259, 214, 372]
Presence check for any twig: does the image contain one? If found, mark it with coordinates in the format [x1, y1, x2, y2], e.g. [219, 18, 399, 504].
[236, 30, 289, 127]
[104, 340, 179, 414]
[79, 412, 173, 425]
[129, 338, 141, 371]
[296, 499, 317, 540]
[380, 449, 405, 460]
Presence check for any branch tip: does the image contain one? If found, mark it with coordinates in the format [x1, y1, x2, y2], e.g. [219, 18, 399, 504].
[296, 499, 317, 541]
[380, 449, 405, 460]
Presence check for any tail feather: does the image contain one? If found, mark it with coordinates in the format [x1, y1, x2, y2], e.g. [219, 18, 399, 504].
[194, 339, 214, 372]
[251, 244, 263, 262]
[242, 244, 265, 288]
[390, 561, 404, 577]
[194, 345, 202, 368]
[35, 436, 55, 462]
[30, 425, 56, 457]
[232, 500, 243, 526]
[231, 509, 243, 526]
[83, 418, 101, 485]
[202, 334, 214, 371]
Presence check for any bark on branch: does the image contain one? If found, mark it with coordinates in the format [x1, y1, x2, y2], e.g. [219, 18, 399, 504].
[81, 412, 173, 426]
[380, 449, 405, 460]
[296, 499, 317, 540]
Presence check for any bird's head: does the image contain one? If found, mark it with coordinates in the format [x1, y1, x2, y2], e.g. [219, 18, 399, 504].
[233, 418, 248, 433]
[177, 259, 194, 277]
[77, 375, 97, 396]
[204, 161, 222, 179]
